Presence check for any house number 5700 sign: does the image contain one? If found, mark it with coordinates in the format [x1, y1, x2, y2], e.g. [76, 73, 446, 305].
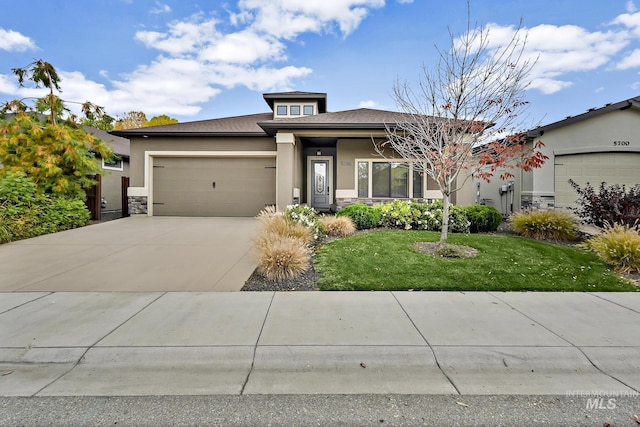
[613, 141, 630, 146]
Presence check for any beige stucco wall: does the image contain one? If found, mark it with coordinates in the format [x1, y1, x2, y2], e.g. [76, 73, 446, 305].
[129, 136, 276, 187]
[475, 107, 640, 213]
[336, 139, 402, 190]
[529, 109, 640, 197]
[101, 160, 130, 212]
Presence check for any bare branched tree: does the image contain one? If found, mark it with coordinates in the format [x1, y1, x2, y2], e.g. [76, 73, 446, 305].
[379, 11, 548, 244]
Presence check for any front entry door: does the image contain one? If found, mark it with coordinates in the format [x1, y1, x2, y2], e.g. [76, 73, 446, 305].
[311, 159, 330, 211]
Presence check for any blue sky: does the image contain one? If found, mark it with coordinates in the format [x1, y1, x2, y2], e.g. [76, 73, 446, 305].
[1, 0, 640, 127]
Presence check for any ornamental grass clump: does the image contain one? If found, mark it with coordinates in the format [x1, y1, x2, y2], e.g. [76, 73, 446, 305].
[510, 209, 577, 242]
[257, 213, 313, 246]
[254, 233, 310, 280]
[320, 215, 356, 238]
[254, 206, 314, 280]
[581, 224, 640, 274]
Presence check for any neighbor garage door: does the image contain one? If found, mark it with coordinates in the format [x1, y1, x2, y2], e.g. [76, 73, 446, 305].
[152, 157, 276, 216]
[555, 152, 640, 209]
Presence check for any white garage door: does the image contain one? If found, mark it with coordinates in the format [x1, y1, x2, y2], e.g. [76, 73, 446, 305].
[152, 157, 276, 216]
[555, 152, 640, 209]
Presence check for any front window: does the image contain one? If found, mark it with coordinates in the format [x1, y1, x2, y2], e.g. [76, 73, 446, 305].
[372, 162, 408, 198]
[303, 105, 314, 115]
[356, 160, 425, 199]
[357, 162, 369, 197]
[413, 169, 423, 198]
[277, 105, 287, 115]
[290, 105, 301, 115]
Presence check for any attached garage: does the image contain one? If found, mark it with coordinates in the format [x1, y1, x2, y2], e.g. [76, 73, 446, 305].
[152, 156, 276, 217]
[554, 152, 640, 209]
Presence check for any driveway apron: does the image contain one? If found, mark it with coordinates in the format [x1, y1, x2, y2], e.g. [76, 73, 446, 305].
[0, 217, 257, 292]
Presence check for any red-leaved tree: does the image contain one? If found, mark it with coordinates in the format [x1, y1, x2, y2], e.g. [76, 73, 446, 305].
[379, 14, 548, 244]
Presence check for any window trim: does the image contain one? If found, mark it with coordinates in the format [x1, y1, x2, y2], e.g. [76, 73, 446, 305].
[102, 157, 124, 171]
[356, 159, 425, 199]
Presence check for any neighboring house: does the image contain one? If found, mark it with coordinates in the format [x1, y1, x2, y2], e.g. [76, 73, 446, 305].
[476, 96, 640, 216]
[112, 91, 474, 217]
[84, 126, 130, 220]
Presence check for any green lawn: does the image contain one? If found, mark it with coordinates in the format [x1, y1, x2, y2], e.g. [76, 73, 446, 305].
[314, 230, 638, 292]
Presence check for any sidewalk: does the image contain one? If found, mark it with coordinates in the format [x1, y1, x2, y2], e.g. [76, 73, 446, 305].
[1, 291, 639, 397]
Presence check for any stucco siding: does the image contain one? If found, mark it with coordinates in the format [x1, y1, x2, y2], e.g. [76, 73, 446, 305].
[129, 136, 275, 187]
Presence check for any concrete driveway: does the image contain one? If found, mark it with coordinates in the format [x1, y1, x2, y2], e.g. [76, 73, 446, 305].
[0, 217, 257, 292]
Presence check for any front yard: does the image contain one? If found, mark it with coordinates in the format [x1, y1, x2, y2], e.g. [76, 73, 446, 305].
[314, 230, 638, 292]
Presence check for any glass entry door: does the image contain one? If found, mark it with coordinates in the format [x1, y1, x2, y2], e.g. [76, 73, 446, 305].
[310, 159, 330, 211]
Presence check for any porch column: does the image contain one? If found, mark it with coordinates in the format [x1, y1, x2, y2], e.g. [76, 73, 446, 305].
[276, 132, 295, 209]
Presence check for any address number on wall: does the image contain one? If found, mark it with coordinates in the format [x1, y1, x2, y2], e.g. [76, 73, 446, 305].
[613, 141, 630, 146]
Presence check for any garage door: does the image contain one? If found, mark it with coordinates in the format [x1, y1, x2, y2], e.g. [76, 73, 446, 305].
[152, 157, 276, 216]
[555, 152, 640, 209]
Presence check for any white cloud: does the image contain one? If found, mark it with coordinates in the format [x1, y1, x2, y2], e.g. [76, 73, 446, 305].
[358, 100, 383, 109]
[469, 22, 630, 94]
[627, 1, 637, 13]
[151, 2, 171, 14]
[0, 28, 37, 51]
[198, 30, 286, 64]
[238, 0, 385, 38]
[0, 0, 396, 117]
[616, 48, 640, 69]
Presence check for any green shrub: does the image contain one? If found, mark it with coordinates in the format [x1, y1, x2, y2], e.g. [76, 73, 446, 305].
[581, 224, 640, 273]
[320, 215, 356, 237]
[0, 172, 89, 243]
[411, 201, 470, 233]
[336, 203, 381, 230]
[464, 204, 503, 233]
[0, 171, 38, 204]
[0, 220, 9, 243]
[40, 197, 91, 232]
[510, 209, 577, 242]
[372, 199, 470, 233]
[376, 199, 420, 229]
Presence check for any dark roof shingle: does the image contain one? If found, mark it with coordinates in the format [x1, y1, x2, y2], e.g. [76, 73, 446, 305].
[111, 113, 272, 137]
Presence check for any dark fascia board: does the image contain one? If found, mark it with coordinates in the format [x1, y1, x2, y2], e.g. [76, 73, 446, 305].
[257, 121, 390, 136]
[110, 130, 268, 138]
[526, 97, 640, 138]
[262, 92, 327, 113]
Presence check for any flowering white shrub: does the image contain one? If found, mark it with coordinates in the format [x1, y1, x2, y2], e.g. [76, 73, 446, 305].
[374, 200, 470, 233]
[284, 204, 325, 241]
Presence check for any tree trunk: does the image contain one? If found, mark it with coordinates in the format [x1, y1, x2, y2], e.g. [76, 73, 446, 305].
[440, 192, 450, 245]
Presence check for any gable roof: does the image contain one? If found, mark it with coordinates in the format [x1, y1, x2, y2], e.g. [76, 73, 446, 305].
[84, 126, 130, 157]
[527, 96, 640, 137]
[111, 109, 413, 138]
[111, 113, 273, 137]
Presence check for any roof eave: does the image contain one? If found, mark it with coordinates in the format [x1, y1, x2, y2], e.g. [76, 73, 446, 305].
[526, 98, 640, 138]
[111, 131, 269, 138]
[257, 121, 389, 136]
